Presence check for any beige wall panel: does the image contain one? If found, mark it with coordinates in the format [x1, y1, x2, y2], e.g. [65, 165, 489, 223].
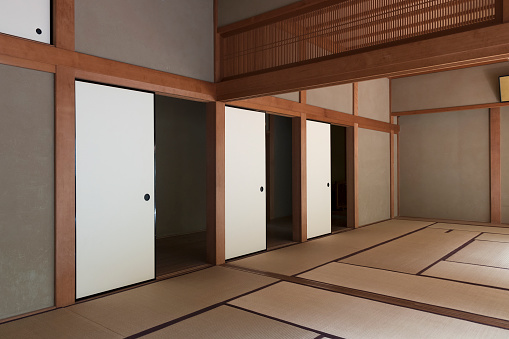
[272, 92, 300, 102]
[394, 133, 398, 217]
[155, 96, 207, 238]
[501, 107, 509, 224]
[358, 128, 391, 226]
[218, 0, 298, 27]
[307, 84, 353, 114]
[399, 110, 490, 222]
[76, 0, 214, 82]
[392, 63, 509, 112]
[0, 64, 54, 319]
[358, 78, 390, 122]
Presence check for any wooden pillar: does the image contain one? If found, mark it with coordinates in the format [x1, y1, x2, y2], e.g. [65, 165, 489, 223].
[390, 129, 395, 219]
[501, 0, 509, 23]
[54, 66, 76, 307]
[53, 0, 75, 50]
[299, 90, 307, 105]
[292, 114, 307, 242]
[267, 115, 275, 221]
[346, 124, 359, 228]
[206, 102, 226, 265]
[490, 107, 502, 224]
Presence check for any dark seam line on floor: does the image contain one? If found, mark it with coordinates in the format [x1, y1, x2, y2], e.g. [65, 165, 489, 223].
[292, 224, 436, 278]
[225, 304, 344, 339]
[396, 217, 509, 230]
[312, 260, 509, 294]
[335, 224, 435, 263]
[124, 281, 282, 339]
[415, 232, 482, 275]
[477, 239, 509, 244]
[445, 259, 509, 271]
[223, 263, 509, 330]
[314, 335, 328, 339]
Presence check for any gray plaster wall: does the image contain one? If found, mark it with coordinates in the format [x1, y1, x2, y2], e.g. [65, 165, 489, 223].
[155, 96, 207, 238]
[358, 128, 391, 226]
[218, 0, 299, 27]
[0, 64, 54, 319]
[76, 0, 214, 82]
[358, 78, 390, 122]
[307, 84, 353, 114]
[399, 110, 490, 222]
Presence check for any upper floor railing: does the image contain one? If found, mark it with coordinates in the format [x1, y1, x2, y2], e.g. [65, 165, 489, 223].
[219, 0, 501, 80]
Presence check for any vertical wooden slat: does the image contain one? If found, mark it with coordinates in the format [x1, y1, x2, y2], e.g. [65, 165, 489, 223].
[390, 129, 395, 219]
[53, 0, 75, 50]
[206, 102, 226, 265]
[503, 0, 509, 22]
[55, 65, 76, 307]
[299, 90, 307, 104]
[267, 115, 276, 221]
[490, 107, 502, 224]
[292, 114, 307, 242]
[353, 82, 359, 116]
[214, 0, 221, 82]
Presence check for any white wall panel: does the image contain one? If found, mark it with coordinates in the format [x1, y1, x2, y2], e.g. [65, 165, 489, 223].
[75, 81, 155, 298]
[0, 1, 51, 43]
[225, 106, 266, 259]
[307, 120, 331, 238]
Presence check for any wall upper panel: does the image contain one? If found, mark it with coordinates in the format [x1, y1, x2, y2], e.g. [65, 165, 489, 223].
[307, 84, 353, 114]
[76, 0, 214, 82]
[358, 78, 390, 122]
[273, 92, 300, 102]
[218, 0, 299, 27]
[392, 63, 509, 112]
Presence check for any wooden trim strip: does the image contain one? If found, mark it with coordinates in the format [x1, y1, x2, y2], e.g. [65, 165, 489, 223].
[353, 82, 358, 116]
[54, 65, 76, 307]
[229, 96, 399, 134]
[0, 306, 57, 325]
[224, 263, 509, 330]
[0, 54, 55, 73]
[390, 130, 395, 219]
[393, 101, 509, 116]
[0, 33, 215, 102]
[53, 0, 75, 50]
[490, 107, 502, 224]
[206, 102, 226, 265]
[299, 90, 307, 104]
[395, 216, 509, 228]
[292, 114, 307, 242]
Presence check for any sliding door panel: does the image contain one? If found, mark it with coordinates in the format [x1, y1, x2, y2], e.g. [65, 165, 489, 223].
[75, 81, 155, 299]
[0, 1, 51, 43]
[225, 106, 266, 259]
[307, 120, 331, 238]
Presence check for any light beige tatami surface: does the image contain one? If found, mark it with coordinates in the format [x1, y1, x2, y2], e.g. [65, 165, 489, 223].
[2, 220, 509, 338]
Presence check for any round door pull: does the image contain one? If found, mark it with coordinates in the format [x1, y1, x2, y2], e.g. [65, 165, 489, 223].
[144, 194, 150, 201]
[260, 187, 264, 192]
[327, 183, 330, 187]
[36, 28, 42, 35]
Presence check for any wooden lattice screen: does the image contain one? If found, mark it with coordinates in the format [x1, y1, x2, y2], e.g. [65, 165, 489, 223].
[220, 0, 501, 79]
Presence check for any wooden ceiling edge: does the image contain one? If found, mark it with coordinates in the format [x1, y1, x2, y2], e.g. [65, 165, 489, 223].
[0, 33, 216, 102]
[216, 23, 509, 101]
[230, 96, 397, 133]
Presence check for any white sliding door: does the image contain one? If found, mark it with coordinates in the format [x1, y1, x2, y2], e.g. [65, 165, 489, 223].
[307, 120, 331, 239]
[0, 1, 51, 43]
[75, 81, 155, 299]
[225, 106, 266, 259]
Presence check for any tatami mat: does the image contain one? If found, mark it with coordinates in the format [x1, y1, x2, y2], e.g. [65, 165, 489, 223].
[139, 305, 317, 339]
[448, 240, 509, 269]
[68, 266, 277, 337]
[232, 219, 432, 276]
[340, 228, 479, 274]
[477, 233, 509, 243]
[229, 281, 509, 338]
[431, 223, 509, 235]
[0, 309, 121, 339]
[423, 261, 509, 290]
[298, 262, 509, 321]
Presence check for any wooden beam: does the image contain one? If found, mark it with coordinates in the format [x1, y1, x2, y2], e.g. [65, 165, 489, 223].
[393, 101, 509, 116]
[346, 124, 359, 228]
[216, 23, 509, 101]
[54, 65, 76, 307]
[206, 102, 226, 265]
[0, 54, 55, 73]
[0, 33, 215, 102]
[490, 107, 502, 224]
[230, 96, 399, 134]
[53, 0, 75, 50]
[292, 114, 307, 242]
